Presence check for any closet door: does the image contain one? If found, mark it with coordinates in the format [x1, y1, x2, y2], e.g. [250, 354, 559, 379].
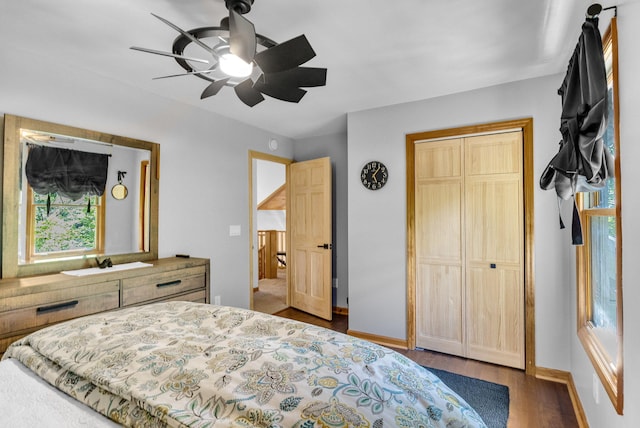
[414, 131, 524, 369]
[415, 139, 465, 356]
[464, 131, 524, 369]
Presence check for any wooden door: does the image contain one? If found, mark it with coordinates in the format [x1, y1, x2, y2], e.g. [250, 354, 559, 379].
[415, 131, 524, 369]
[289, 157, 333, 320]
[464, 132, 524, 369]
[415, 139, 465, 356]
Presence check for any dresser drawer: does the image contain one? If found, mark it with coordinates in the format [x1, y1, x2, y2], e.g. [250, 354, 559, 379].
[0, 285, 120, 337]
[0, 280, 120, 312]
[122, 266, 206, 306]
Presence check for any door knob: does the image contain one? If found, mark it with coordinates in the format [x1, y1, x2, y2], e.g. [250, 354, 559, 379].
[317, 243, 333, 249]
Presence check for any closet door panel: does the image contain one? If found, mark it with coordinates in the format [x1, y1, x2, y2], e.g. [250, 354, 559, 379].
[466, 266, 524, 368]
[465, 179, 522, 264]
[416, 181, 462, 260]
[464, 131, 524, 369]
[415, 181, 464, 354]
[415, 139, 464, 354]
[416, 263, 463, 355]
[415, 140, 462, 179]
[465, 132, 521, 176]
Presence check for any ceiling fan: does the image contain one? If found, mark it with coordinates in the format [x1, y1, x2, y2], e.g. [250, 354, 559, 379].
[131, 0, 327, 107]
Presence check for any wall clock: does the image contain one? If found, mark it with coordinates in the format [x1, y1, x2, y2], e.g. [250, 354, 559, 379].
[361, 161, 388, 190]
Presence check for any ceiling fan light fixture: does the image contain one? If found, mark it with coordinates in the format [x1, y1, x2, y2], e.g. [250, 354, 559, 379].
[131, 0, 326, 107]
[219, 52, 254, 78]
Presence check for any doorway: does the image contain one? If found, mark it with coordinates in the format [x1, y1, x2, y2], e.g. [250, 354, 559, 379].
[249, 152, 334, 320]
[255, 180, 287, 313]
[406, 118, 536, 374]
[249, 151, 292, 314]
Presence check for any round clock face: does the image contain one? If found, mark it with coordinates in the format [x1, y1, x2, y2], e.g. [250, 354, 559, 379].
[361, 161, 388, 190]
[111, 183, 128, 200]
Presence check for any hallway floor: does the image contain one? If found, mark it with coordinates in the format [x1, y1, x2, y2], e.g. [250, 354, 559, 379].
[253, 269, 287, 314]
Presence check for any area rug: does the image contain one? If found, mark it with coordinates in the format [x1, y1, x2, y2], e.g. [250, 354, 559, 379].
[425, 367, 509, 428]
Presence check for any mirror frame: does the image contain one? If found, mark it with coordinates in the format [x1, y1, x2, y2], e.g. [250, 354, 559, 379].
[2, 114, 159, 278]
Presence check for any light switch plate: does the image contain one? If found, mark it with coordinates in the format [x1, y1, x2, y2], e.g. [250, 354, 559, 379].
[229, 225, 241, 236]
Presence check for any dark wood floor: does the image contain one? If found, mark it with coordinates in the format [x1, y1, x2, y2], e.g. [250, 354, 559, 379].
[275, 308, 579, 428]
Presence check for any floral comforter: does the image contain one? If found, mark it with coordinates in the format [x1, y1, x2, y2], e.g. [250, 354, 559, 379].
[3, 301, 486, 427]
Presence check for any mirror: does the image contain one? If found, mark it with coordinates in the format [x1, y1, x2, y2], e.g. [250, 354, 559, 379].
[2, 114, 159, 278]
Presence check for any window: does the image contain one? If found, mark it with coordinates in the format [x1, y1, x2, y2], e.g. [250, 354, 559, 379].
[25, 187, 105, 262]
[576, 18, 622, 414]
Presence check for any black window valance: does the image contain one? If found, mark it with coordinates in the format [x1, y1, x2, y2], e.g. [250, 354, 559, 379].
[25, 145, 110, 201]
[539, 17, 614, 245]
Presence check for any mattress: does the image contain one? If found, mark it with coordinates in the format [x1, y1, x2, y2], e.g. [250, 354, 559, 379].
[0, 358, 118, 427]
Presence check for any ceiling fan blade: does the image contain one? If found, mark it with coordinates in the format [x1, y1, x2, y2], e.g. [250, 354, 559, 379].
[153, 68, 218, 80]
[229, 9, 256, 63]
[254, 79, 307, 103]
[130, 46, 209, 64]
[254, 35, 316, 74]
[201, 78, 230, 99]
[234, 79, 264, 107]
[262, 67, 327, 88]
[150, 13, 215, 55]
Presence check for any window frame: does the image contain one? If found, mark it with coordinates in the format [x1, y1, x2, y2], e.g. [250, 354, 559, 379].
[138, 160, 151, 252]
[576, 17, 623, 415]
[25, 185, 106, 262]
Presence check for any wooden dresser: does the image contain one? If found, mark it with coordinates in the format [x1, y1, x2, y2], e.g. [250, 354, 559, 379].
[0, 257, 210, 356]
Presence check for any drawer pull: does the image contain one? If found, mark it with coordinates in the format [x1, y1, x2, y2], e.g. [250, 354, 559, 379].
[36, 300, 79, 314]
[157, 280, 182, 288]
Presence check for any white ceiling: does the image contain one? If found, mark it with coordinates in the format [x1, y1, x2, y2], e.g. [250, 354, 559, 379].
[1, 0, 619, 139]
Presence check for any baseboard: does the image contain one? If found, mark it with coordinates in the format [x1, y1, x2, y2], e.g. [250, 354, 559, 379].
[253, 287, 259, 293]
[347, 329, 408, 350]
[535, 367, 589, 428]
[332, 306, 348, 315]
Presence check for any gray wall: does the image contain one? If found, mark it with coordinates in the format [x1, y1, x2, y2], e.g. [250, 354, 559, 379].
[348, 74, 569, 368]
[103, 146, 144, 255]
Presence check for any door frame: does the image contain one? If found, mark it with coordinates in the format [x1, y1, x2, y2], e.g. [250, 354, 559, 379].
[406, 118, 535, 375]
[248, 150, 292, 311]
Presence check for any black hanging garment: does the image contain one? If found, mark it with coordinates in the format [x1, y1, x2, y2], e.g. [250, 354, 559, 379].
[25, 145, 109, 214]
[539, 17, 614, 245]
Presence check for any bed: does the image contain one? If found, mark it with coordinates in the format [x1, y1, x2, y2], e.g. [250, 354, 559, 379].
[1, 301, 487, 427]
